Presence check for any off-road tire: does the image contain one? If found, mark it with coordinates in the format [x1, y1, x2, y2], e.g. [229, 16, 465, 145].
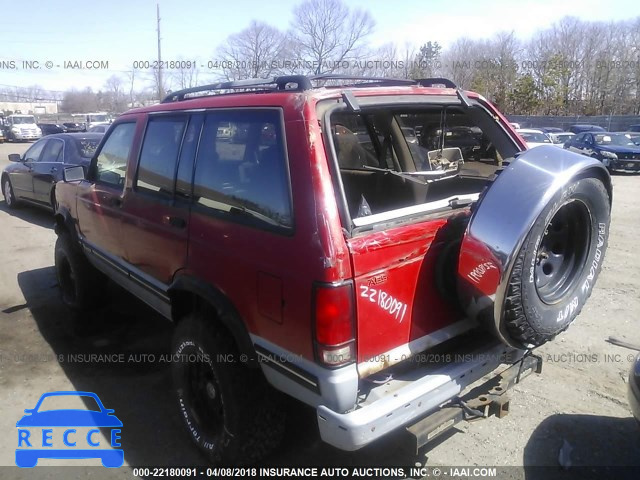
[54, 233, 106, 310]
[503, 178, 610, 347]
[172, 312, 285, 465]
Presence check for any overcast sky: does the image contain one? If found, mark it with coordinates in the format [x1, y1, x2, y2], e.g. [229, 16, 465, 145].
[0, 0, 637, 94]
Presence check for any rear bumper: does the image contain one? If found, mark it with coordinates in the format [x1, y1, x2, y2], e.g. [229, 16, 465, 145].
[317, 341, 531, 451]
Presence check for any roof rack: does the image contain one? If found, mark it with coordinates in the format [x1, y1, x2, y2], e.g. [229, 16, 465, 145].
[162, 75, 460, 103]
[310, 74, 416, 88]
[415, 78, 458, 89]
[162, 75, 312, 103]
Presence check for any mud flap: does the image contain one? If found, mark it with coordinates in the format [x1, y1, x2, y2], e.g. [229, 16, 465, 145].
[457, 146, 611, 348]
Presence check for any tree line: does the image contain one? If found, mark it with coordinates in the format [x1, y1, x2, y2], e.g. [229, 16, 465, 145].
[2, 0, 638, 116]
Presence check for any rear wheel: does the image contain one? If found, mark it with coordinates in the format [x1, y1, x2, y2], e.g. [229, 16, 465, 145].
[172, 312, 285, 465]
[503, 178, 610, 347]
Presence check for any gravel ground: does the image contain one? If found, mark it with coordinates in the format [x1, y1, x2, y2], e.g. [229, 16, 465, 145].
[0, 141, 638, 479]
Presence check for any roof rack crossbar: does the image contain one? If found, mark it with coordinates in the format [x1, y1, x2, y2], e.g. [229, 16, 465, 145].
[415, 78, 458, 89]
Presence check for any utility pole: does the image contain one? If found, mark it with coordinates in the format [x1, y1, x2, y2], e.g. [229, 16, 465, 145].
[156, 3, 164, 101]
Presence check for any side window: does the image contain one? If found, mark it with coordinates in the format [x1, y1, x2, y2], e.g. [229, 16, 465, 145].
[193, 110, 292, 230]
[136, 116, 187, 196]
[331, 113, 383, 169]
[574, 133, 585, 144]
[95, 122, 136, 189]
[40, 139, 64, 163]
[23, 139, 47, 162]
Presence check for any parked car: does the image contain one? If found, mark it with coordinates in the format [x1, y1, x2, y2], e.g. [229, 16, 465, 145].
[569, 124, 606, 134]
[564, 131, 640, 172]
[628, 124, 640, 133]
[38, 123, 68, 136]
[88, 124, 110, 133]
[2, 133, 103, 211]
[509, 122, 521, 129]
[0, 127, 4, 144]
[3, 114, 42, 141]
[62, 122, 85, 133]
[629, 355, 640, 425]
[548, 132, 575, 146]
[53, 75, 611, 464]
[516, 128, 553, 149]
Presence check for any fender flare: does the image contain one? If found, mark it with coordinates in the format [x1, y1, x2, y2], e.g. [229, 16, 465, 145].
[53, 206, 80, 242]
[457, 145, 612, 347]
[168, 275, 257, 365]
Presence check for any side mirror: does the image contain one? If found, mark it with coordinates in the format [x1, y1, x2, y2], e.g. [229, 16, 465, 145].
[63, 165, 85, 182]
[8, 153, 22, 162]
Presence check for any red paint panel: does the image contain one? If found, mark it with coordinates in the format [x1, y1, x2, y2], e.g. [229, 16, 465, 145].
[348, 220, 465, 363]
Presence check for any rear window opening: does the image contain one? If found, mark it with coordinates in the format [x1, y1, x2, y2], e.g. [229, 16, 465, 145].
[325, 103, 520, 230]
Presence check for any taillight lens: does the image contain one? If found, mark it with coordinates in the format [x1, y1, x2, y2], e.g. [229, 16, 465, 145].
[313, 283, 355, 367]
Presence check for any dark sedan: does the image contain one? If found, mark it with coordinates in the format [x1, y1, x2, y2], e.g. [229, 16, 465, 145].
[564, 132, 640, 172]
[38, 123, 67, 136]
[2, 133, 103, 211]
[62, 122, 86, 133]
[569, 124, 606, 134]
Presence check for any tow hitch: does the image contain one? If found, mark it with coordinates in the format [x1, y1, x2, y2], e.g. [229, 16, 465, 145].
[405, 353, 543, 453]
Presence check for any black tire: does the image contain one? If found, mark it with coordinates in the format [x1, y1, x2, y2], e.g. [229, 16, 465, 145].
[172, 313, 285, 465]
[54, 233, 106, 310]
[3, 176, 18, 209]
[503, 177, 610, 347]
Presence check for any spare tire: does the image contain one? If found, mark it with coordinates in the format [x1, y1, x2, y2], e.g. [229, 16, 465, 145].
[503, 177, 609, 346]
[457, 146, 611, 349]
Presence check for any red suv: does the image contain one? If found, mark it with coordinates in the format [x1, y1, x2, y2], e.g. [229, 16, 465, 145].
[53, 75, 611, 464]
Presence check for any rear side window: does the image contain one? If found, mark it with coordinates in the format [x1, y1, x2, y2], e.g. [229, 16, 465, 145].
[136, 116, 187, 195]
[95, 122, 136, 189]
[193, 109, 292, 230]
[40, 139, 63, 163]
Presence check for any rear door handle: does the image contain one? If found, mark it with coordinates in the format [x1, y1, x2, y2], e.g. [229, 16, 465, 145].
[163, 215, 187, 229]
[50, 167, 58, 173]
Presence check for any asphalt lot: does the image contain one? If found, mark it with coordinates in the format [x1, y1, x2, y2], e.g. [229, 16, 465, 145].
[0, 140, 639, 478]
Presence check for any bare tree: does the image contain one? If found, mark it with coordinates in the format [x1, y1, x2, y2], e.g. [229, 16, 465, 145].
[61, 88, 98, 113]
[216, 21, 288, 80]
[173, 59, 200, 89]
[291, 0, 375, 74]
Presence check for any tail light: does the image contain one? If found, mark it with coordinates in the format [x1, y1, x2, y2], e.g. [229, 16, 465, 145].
[312, 282, 356, 367]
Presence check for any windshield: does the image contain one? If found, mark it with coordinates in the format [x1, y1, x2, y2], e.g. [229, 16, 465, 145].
[74, 138, 101, 158]
[520, 132, 551, 143]
[89, 114, 108, 123]
[12, 116, 36, 125]
[594, 133, 636, 147]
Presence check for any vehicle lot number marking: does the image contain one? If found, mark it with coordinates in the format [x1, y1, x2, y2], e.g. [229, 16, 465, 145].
[360, 286, 408, 322]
